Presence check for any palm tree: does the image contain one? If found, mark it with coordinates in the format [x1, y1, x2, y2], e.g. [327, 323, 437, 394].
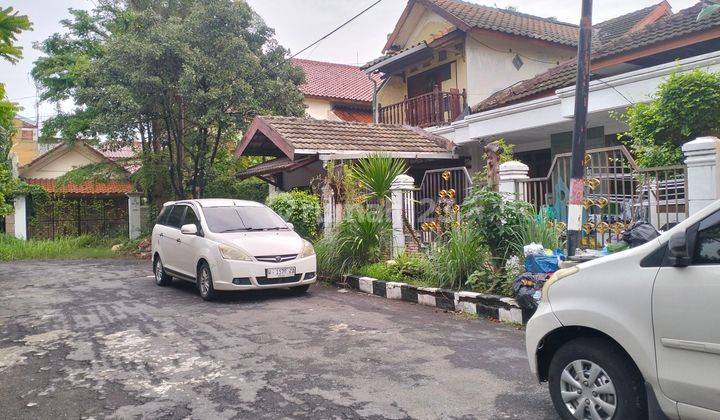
[350, 153, 408, 205]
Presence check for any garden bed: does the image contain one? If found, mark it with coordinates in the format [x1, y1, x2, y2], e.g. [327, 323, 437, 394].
[332, 275, 533, 324]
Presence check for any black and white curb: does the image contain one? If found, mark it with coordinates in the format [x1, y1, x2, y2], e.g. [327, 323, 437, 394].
[341, 275, 533, 324]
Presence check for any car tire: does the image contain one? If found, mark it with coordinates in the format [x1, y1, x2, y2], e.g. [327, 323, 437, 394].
[548, 337, 646, 420]
[154, 256, 172, 286]
[291, 284, 311, 294]
[197, 262, 217, 301]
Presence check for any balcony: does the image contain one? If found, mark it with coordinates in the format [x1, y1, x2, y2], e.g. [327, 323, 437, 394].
[378, 87, 466, 128]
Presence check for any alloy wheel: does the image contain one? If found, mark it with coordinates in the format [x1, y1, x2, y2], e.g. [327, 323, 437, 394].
[155, 260, 164, 284]
[199, 267, 211, 297]
[560, 359, 617, 420]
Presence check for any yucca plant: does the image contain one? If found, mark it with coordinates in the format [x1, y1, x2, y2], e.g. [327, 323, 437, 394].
[428, 225, 489, 290]
[350, 154, 408, 205]
[336, 207, 392, 268]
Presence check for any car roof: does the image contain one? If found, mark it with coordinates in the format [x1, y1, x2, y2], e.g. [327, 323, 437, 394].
[163, 199, 265, 208]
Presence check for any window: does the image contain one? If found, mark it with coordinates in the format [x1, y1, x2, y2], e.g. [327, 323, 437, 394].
[182, 206, 200, 229]
[692, 211, 720, 265]
[165, 205, 186, 229]
[203, 206, 288, 233]
[21, 129, 34, 140]
[156, 205, 173, 225]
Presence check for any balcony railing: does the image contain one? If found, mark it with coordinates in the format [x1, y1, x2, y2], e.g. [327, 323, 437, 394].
[378, 87, 466, 128]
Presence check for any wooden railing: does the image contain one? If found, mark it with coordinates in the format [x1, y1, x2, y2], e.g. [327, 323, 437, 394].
[378, 87, 466, 128]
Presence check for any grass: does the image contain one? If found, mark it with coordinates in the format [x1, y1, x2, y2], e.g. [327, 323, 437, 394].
[0, 234, 128, 261]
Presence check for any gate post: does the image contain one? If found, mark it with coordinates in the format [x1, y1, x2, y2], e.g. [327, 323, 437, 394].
[682, 136, 720, 216]
[13, 195, 27, 240]
[391, 174, 415, 257]
[322, 182, 335, 232]
[127, 192, 143, 240]
[499, 161, 529, 201]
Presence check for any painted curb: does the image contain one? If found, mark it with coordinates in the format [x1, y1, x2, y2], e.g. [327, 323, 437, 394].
[339, 275, 532, 324]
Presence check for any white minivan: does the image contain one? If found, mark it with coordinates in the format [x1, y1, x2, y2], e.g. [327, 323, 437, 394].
[526, 200, 720, 420]
[151, 199, 317, 300]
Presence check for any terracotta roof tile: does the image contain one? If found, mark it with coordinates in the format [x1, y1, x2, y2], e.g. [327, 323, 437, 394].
[26, 178, 134, 195]
[248, 116, 454, 155]
[424, 0, 579, 46]
[292, 59, 380, 103]
[331, 107, 373, 123]
[592, 3, 668, 47]
[475, 3, 720, 112]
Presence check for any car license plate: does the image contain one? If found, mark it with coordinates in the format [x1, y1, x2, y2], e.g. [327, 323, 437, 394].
[266, 267, 296, 279]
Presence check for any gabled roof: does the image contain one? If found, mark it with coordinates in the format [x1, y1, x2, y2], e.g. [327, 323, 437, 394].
[237, 116, 455, 160]
[292, 59, 379, 103]
[475, 3, 720, 112]
[18, 141, 132, 178]
[237, 156, 318, 179]
[593, 1, 672, 47]
[384, 0, 578, 51]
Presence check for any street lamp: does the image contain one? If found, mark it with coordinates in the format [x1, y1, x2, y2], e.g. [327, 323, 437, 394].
[698, 1, 720, 21]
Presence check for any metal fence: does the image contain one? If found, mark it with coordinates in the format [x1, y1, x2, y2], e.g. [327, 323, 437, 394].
[515, 146, 687, 248]
[413, 166, 473, 244]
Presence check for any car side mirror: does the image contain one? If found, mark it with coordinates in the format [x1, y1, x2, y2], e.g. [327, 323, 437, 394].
[667, 231, 690, 267]
[180, 224, 198, 235]
[286, 222, 294, 230]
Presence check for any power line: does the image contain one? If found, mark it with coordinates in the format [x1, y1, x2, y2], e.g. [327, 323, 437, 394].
[290, 0, 383, 59]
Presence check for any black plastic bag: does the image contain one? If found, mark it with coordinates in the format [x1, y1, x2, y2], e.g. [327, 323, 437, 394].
[512, 272, 547, 311]
[622, 221, 660, 248]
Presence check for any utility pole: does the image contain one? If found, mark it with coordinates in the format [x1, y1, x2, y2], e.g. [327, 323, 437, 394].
[567, 0, 593, 257]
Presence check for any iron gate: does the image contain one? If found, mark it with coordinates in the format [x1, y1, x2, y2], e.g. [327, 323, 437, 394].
[414, 167, 473, 243]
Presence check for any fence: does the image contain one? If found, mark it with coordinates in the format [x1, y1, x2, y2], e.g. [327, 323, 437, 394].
[378, 87, 466, 128]
[514, 146, 687, 248]
[413, 166, 473, 244]
[28, 195, 129, 240]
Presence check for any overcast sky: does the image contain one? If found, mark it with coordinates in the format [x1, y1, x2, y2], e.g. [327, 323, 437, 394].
[2, 0, 698, 124]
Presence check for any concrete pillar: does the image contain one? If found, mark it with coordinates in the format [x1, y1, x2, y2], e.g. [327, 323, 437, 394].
[127, 192, 143, 240]
[390, 174, 415, 257]
[498, 161, 529, 201]
[322, 183, 335, 232]
[682, 136, 720, 216]
[13, 195, 27, 240]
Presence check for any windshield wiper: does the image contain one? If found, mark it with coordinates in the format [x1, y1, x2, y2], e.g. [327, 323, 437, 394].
[217, 227, 254, 233]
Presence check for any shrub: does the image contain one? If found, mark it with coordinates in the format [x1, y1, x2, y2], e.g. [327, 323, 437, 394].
[356, 252, 433, 284]
[617, 69, 720, 167]
[509, 215, 564, 257]
[461, 186, 534, 261]
[0, 234, 117, 261]
[427, 225, 490, 290]
[466, 255, 521, 296]
[314, 231, 344, 278]
[350, 154, 407, 204]
[267, 190, 321, 239]
[336, 207, 391, 267]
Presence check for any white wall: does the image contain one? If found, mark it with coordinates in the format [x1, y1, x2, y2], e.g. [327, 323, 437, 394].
[22, 145, 104, 179]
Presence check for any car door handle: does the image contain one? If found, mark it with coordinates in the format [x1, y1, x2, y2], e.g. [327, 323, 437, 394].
[176, 238, 181, 243]
[159, 233, 164, 237]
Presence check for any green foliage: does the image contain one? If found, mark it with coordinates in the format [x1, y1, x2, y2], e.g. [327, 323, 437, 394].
[427, 225, 490, 290]
[336, 207, 391, 266]
[356, 253, 433, 285]
[314, 231, 344, 278]
[350, 154, 408, 204]
[462, 186, 534, 261]
[617, 69, 720, 167]
[204, 150, 268, 202]
[55, 161, 128, 187]
[267, 190, 321, 239]
[0, 234, 118, 261]
[508, 215, 564, 256]
[0, 6, 32, 64]
[466, 256, 521, 296]
[32, 1, 306, 201]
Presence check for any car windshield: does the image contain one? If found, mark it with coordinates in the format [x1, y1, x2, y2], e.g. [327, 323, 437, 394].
[203, 206, 289, 233]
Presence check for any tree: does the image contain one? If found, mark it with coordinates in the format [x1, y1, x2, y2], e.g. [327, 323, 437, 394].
[617, 69, 720, 167]
[0, 7, 32, 217]
[33, 0, 306, 204]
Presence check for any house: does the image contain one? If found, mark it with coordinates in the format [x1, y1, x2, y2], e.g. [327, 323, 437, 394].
[5, 134, 139, 240]
[292, 58, 379, 123]
[428, 2, 720, 176]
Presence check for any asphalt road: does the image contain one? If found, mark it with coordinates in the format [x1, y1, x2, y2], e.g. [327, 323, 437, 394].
[0, 259, 556, 419]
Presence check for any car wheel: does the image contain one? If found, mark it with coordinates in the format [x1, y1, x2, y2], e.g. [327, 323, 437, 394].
[548, 337, 646, 420]
[197, 262, 217, 301]
[290, 284, 311, 294]
[154, 257, 172, 286]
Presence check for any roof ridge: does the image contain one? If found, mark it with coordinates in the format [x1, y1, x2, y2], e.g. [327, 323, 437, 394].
[430, 0, 578, 28]
[291, 58, 361, 68]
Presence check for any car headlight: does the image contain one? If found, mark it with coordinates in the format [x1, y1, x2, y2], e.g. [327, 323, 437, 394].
[540, 266, 579, 302]
[218, 244, 253, 261]
[300, 240, 315, 258]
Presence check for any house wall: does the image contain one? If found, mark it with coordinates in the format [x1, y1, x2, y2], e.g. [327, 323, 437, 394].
[464, 33, 574, 108]
[9, 118, 39, 167]
[22, 145, 104, 179]
[304, 98, 341, 121]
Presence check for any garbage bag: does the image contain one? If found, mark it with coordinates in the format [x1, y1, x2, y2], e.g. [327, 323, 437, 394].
[512, 272, 547, 311]
[524, 254, 559, 273]
[622, 221, 659, 248]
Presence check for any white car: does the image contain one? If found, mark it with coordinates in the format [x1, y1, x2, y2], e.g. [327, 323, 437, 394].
[526, 200, 720, 420]
[151, 199, 317, 300]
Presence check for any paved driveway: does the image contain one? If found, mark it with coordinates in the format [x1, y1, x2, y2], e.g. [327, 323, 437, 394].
[0, 259, 555, 419]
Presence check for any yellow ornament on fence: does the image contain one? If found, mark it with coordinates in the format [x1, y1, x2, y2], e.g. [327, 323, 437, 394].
[439, 189, 448, 198]
[448, 188, 456, 199]
[582, 198, 594, 210]
[596, 222, 610, 235]
[582, 222, 595, 235]
[611, 222, 625, 235]
[595, 197, 609, 209]
[441, 171, 451, 181]
[452, 204, 460, 213]
[585, 177, 600, 191]
[583, 154, 592, 167]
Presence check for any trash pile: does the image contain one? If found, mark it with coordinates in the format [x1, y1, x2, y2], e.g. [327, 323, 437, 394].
[512, 243, 564, 312]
